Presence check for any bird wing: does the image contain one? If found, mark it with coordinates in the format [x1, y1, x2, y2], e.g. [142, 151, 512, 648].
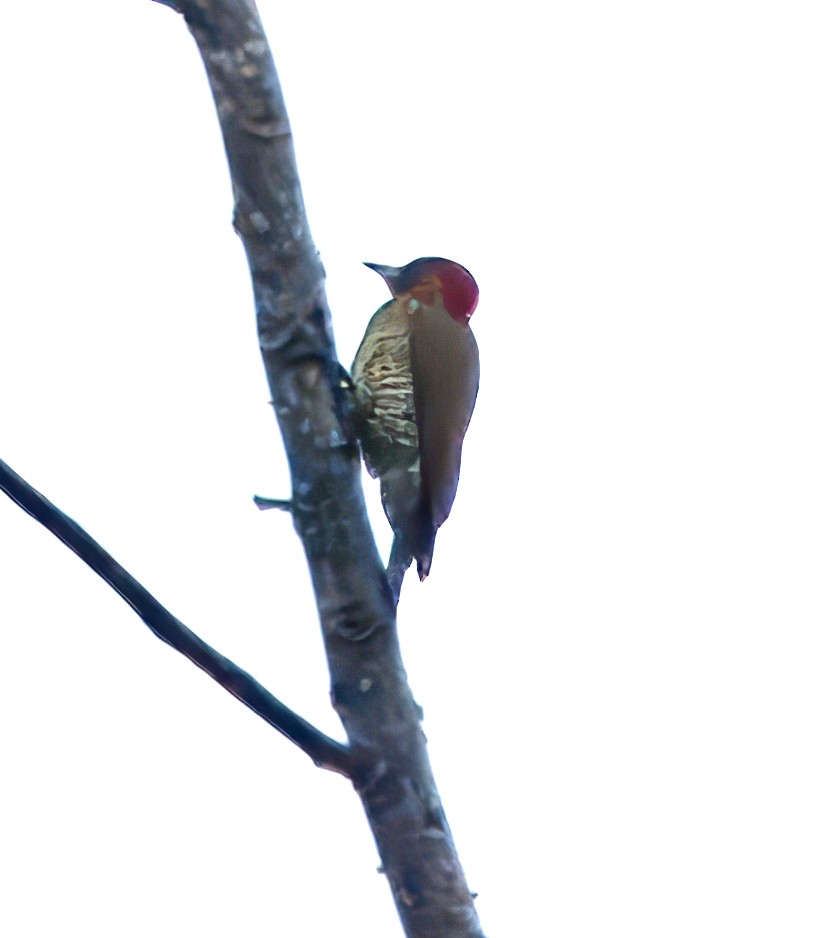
[409, 307, 480, 529]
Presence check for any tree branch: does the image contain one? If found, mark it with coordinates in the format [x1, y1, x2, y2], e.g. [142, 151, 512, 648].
[0, 0, 485, 933]
[159, 2, 485, 936]
[0, 457, 354, 776]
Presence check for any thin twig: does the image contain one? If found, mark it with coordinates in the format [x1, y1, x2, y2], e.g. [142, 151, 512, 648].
[253, 495, 293, 512]
[0, 457, 354, 777]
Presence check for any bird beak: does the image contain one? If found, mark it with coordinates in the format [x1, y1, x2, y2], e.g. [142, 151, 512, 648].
[364, 262, 402, 295]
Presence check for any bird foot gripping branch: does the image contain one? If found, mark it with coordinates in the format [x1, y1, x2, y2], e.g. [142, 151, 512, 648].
[351, 258, 480, 597]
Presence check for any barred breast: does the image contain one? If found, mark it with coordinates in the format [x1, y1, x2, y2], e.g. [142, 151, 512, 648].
[351, 298, 419, 477]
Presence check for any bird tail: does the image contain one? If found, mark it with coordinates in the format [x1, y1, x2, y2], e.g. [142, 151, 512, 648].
[412, 509, 437, 581]
[381, 468, 437, 600]
[386, 515, 436, 603]
[386, 535, 412, 604]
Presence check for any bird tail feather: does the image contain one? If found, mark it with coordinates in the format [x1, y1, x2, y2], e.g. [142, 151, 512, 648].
[381, 468, 437, 598]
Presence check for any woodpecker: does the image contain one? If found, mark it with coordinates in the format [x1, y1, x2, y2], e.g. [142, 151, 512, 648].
[351, 257, 479, 591]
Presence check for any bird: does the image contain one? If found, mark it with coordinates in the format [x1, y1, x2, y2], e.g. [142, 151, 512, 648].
[351, 257, 480, 596]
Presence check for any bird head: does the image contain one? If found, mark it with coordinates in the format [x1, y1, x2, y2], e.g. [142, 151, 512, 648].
[364, 257, 479, 325]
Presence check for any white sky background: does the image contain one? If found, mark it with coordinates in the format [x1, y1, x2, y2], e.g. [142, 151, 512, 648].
[1, 2, 833, 935]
